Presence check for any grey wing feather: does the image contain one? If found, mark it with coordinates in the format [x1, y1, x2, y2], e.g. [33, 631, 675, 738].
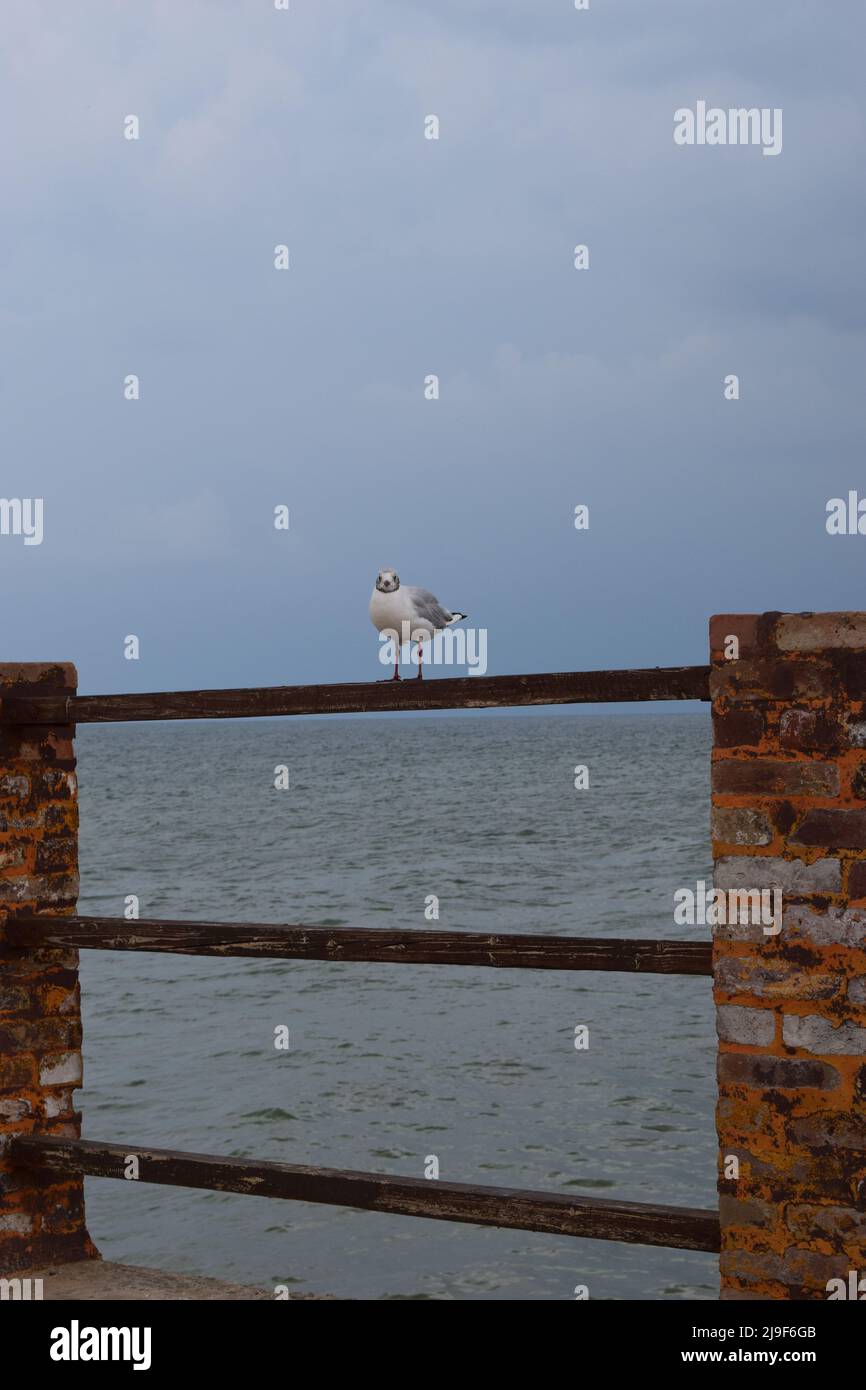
[406, 587, 454, 628]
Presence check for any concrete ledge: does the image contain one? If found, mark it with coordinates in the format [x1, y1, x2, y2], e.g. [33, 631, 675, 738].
[1, 1260, 329, 1301]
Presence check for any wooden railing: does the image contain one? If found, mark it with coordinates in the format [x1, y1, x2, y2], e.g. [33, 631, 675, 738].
[0, 665, 710, 723]
[8, 1138, 719, 1252]
[4, 667, 717, 1263]
[7, 917, 712, 974]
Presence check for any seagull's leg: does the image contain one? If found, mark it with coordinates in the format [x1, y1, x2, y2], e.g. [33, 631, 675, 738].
[391, 648, 401, 681]
[416, 642, 424, 680]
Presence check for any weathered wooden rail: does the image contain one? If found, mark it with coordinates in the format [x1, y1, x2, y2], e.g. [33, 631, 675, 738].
[0, 665, 710, 724]
[1, 662, 716, 1281]
[8, 917, 713, 974]
[8, 1138, 720, 1253]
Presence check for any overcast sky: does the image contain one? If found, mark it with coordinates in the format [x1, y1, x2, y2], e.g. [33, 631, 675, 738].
[2, 0, 864, 695]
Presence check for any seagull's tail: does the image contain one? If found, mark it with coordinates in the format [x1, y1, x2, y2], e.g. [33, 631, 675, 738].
[448, 612, 468, 624]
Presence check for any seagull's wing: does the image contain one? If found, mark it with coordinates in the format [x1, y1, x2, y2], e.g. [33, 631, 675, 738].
[406, 586, 454, 628]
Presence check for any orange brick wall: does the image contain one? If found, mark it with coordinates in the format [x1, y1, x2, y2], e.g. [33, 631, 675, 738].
[712, 614, 866, 1299]
[0, 663, 96, 1272]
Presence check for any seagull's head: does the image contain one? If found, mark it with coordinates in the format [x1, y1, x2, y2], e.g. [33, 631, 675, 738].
[375, 567, 400, 594]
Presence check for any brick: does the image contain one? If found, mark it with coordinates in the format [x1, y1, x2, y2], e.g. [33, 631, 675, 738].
[0, 662, 76, 691]
[717, 1053, 841, 1090]
[785, 1203, 866, 1245]
[0, 775, 31, 799]
[791, 809, 866, 849]
[0, 1212, 35, 1236]
[43, 802, 76, 827]
[716, 1004, 776, 1046]
[710, 660, 832, 702]
[0, 810, 46, 832]
[836, 652, 866, 700]
[43, 1088, 74, 1120]
[776, 612, 866, 652]
[0, 1055, 38, 1091]
[782, 1013, 866, 1055]
[783, 904, 866, 946]
[0, 879, 32, 906]
[710, 614, 760, 659]
[711, 807, 773, 846]
[712, 920, 790, 943]
[0, 985, 30, 1016]
[718, 1194, 774, 1228]
[720, 1246, 853, 1290]
[34, 836, 76, 874]
[788, 1113, 866, 1150]
[41, 1119, 81, 1140]
[716, 1094, 784, 1143]
[29, 770, 76, 802]
[0, 732, 73, 764]
[0, 1017, 82, 1053]
[715, 956, 844, 1001]
[40, 1190, 86, 1235]
[36, 973, 80, 1015]
[0, 1098, 31, 1123]
[39, 1052, 82, 1088]
[779, 708, 845, 753]
[713, 759, 839, 796]
[847, 722, 866, 747]
[0, 872, 78, 907]
[712, 708, 765, 748]
[848, 862, 866, 899]
[720, 1144, 866, 1207]
[714, 855, 841, 894]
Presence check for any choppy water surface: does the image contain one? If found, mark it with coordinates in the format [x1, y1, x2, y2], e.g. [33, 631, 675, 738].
[76, 711, 716, 1300]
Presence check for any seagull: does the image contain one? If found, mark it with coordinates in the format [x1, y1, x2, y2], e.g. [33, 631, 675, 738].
[369, 567, 467, 680]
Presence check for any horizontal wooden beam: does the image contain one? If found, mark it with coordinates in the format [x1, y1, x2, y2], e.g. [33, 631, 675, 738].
[7, 917, 712, 974]
[0, 667, 710, 724]
[9, 1137, 720, 1252]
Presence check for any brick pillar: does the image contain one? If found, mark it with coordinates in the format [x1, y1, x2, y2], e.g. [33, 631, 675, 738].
[0, 663, 96, 1271]
[711, 614, 866, 1300]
